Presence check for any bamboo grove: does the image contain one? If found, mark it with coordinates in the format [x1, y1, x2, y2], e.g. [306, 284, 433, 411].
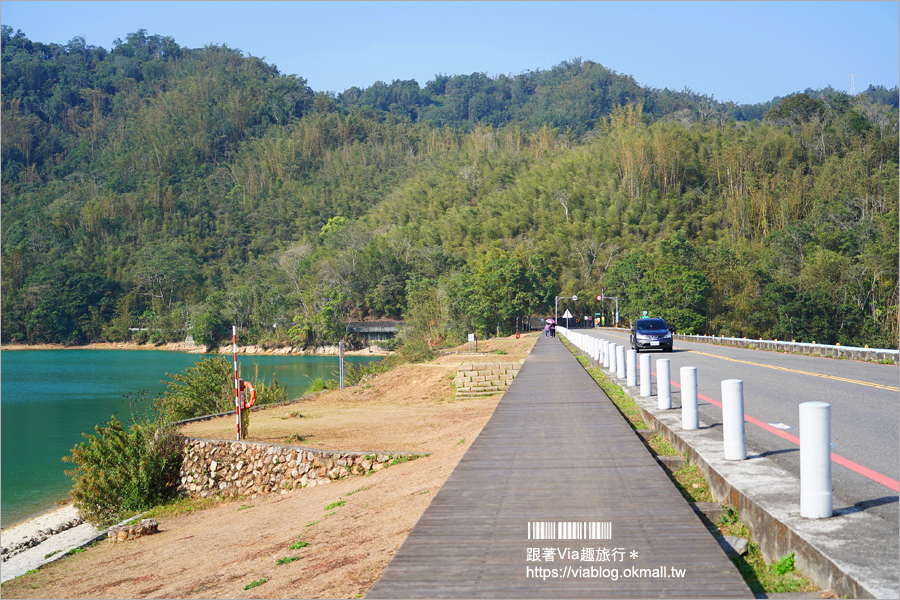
[2, 27, 897, 349]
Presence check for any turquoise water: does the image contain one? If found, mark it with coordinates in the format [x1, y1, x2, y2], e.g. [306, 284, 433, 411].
[0, 350, 379, 528]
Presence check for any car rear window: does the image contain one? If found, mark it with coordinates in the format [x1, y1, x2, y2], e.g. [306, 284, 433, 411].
[637, 319, 667, 331]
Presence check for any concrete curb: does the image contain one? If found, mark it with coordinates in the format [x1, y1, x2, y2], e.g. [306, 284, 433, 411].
[629, 393, 897, 599]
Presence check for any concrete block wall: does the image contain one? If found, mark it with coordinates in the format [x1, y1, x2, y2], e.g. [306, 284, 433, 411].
[454, 361, 523, 398]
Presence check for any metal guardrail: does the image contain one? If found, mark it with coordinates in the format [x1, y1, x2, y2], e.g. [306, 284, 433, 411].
[583, 327, 898, 364]
[674, 333, 899, 364]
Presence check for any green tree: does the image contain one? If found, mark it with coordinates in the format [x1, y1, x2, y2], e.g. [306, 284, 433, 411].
[191, 309, 226, 347]
[463, 248, 555, 336]
[131, 241, 199, 310]
[22, 271, 121, 344]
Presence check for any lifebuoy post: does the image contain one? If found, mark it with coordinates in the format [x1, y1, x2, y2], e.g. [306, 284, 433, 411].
[233, 326, 242, 440]
[239, 379, 254, 437]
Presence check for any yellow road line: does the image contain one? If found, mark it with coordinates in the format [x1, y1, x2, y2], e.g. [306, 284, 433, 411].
[687, 350, 900, 392]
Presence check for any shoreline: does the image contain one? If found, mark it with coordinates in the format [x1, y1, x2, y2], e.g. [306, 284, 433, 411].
[1, 341, 393, 357]
[1, 503, 102, 584]
[2, 496, 73, 534]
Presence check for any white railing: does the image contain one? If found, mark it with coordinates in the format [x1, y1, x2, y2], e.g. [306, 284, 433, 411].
[556, 326, 834, 520]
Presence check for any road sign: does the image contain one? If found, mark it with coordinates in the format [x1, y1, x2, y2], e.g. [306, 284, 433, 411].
[562, 309, 573, 318]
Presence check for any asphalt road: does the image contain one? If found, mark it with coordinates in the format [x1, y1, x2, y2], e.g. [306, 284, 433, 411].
[580, 328, 899, 525]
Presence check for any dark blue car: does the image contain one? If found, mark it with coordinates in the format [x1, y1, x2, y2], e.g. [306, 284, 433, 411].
[630, 317, 674, 352]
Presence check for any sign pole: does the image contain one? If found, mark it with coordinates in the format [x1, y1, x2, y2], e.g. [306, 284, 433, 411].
[233, 326, 241, 440]
[339, 339, 345, 390]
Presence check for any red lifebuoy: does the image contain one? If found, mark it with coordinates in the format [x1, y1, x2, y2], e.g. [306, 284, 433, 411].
[242, 381, 256, 408]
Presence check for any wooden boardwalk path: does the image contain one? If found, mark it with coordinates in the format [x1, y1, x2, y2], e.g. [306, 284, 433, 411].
[367, 335, 752, 598]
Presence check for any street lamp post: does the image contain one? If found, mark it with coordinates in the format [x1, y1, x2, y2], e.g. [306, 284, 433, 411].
[599, 295, 620, 327]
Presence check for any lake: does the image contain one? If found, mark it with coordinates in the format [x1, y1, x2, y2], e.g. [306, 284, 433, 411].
[0, 349, 380, 528]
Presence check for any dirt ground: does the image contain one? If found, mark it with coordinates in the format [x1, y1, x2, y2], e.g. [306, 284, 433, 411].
[1, 334, 537, 599]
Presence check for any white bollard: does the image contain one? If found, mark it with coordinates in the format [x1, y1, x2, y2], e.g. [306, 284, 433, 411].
[639, 353, 651, 397]
[616, 345, 626, 379]
[657, 359, 671, 409]
[626, 349, 637, 386]
[680, 366, 699, 430]
[721, 379, 746, 460]
[800, 402, 833, 519]
[608, 343, 617, 374]
[603, 340, 610, 368]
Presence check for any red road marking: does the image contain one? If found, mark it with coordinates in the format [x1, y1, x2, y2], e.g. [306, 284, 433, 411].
[666, 376, 900, 492]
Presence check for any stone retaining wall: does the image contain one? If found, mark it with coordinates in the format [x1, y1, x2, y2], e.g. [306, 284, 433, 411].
[454, 361, 523, 398]
[180, 438, 421, 499]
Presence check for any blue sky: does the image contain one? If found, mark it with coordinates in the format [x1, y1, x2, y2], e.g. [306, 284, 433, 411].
[2, 1, 897, 105]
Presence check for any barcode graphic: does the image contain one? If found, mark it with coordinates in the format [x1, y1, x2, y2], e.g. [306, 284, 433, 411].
[527, 521, 612, 540]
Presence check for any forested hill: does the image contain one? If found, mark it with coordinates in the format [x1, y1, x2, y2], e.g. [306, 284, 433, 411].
[2, 27, 898, 350]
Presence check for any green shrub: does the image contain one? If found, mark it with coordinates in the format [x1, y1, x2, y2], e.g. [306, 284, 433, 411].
[341, 358, 389, 386]
[376, 337, 401, 351]
[63, 412, 184, 527]
[248, 362, 288, 406]
[156, 356, 234, 422]
[397, 334, 436, 363]
[302, 373, 341, 393]
[191, 310, 226, 348]
[156, 357, 290, 422]
[304, 376, 327, 394]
